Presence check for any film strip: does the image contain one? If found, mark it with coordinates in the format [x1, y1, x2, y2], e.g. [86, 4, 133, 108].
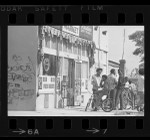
[0, 5, 149, 137]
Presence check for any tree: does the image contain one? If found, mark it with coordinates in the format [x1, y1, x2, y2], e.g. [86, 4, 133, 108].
[128, 31, 144, 62]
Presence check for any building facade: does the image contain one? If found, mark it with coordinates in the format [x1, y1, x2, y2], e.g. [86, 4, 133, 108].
[37, 26, 94, 110]
[7, 26, 109, 111]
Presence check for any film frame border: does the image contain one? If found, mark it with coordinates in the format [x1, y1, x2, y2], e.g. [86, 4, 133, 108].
[0, 5, 149, 137]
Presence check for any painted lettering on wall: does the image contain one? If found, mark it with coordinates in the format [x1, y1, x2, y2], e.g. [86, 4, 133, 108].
[8, 82, 34, 104]
[8, 55, 35, 78]
[8, 55, 35, 104]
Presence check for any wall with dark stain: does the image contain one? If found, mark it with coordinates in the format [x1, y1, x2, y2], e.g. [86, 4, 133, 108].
[8, 26, 38, 111]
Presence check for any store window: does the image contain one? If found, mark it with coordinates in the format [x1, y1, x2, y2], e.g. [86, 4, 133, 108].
[78, 45, 81, 56]
[85, 46, 88, 57]
[58, 37, 62, 51]
[63, 38, 67, 52]
[82, 45, 86, 56]
[63, 58, 69, 76]
[51, 35, 57, 50]
[81, 62, 88, 79]
[81, 61, 88, 92]
[73, 44, 78, 55]
[68, 42, 72, 53]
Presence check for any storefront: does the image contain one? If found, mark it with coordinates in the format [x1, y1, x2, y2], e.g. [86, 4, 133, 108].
[37, 26, 93, 109]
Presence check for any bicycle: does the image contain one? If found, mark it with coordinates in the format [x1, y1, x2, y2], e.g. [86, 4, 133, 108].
[85, 90, 113, 112]
[122, 87, 135, 110]
[85, 91, 95, 111]
[101, 90, 113, 112]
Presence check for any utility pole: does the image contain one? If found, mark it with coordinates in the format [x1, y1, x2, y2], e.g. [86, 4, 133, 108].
[119, 28, 126, 77]
[54, 30, 60, 108]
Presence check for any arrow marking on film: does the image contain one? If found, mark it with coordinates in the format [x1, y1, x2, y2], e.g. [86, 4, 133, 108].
[12, 128, 26, 135]
[86, 128, 100, 134]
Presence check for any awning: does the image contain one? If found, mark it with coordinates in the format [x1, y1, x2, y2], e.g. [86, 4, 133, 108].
[41, 26, 92, 46]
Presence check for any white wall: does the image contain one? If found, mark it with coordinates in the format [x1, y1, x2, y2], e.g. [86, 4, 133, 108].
[99, 27, 108, 52]
[8, 26, 38, 111]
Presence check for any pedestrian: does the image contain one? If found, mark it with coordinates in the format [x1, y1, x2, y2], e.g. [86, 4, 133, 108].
[124, 77, 129, 88]
[128, 79, 137, 109]
[98, 75, 108, 105]
[129, 79, 136, 94]
[106, 69, 118, 110]
[91, 68, 103, 111]
[136, 68, 144, 109]
[115, 69, 124, 110]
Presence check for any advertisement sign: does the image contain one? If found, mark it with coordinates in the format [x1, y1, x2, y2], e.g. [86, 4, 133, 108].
[43, 54, 56, 76]
[62, 26, 79, 36]
[51, 26, 62, 30]
[79, 26, 93, 41]
[38, 76, 55, 93]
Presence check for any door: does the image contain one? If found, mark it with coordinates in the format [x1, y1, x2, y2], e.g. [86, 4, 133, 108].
[67, 59, 75, 106]
[74, 62, 82, 106]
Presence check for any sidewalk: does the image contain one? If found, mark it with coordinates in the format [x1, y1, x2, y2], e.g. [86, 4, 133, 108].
[8, 106, 144, 116]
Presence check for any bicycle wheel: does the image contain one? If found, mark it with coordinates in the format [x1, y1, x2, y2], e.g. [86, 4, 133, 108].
[123, 94, 128, 109]
[101, 99, 113, 112]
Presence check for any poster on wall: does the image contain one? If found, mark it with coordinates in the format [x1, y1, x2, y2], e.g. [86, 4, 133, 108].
[38, 77, 42, 89]
[43, 53, 56, 76]
[38, 76, 55, 94]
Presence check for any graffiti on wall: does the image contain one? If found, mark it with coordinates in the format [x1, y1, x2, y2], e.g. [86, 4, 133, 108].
[8, 82, 34, 104]
[8, 54, 35, 83]
[8, 55, 35, 104]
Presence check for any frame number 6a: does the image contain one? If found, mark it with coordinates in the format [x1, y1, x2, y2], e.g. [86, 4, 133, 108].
[27, 129, 39, 135]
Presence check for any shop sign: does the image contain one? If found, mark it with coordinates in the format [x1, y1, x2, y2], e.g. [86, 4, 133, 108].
[62, 26, 79, 36]
[51, 26, 62, 31]
[38, 76, 55, 93]
[79, 26, 93, 41]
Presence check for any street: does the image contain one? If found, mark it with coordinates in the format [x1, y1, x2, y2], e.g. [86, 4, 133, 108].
[8, 106, 144, 116]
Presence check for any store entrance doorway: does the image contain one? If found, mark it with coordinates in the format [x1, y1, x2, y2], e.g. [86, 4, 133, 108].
[67, 59, 75, 106]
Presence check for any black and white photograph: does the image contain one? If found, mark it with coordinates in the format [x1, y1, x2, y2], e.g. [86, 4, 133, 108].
[8, 26, 144, 116]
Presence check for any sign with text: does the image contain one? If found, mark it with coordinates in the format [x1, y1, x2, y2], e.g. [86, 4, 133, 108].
[79, 26, 93, 41]
[62, 26, 79, 36]
[51, 26, 62, 30]
[38, 76, 55, 93]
